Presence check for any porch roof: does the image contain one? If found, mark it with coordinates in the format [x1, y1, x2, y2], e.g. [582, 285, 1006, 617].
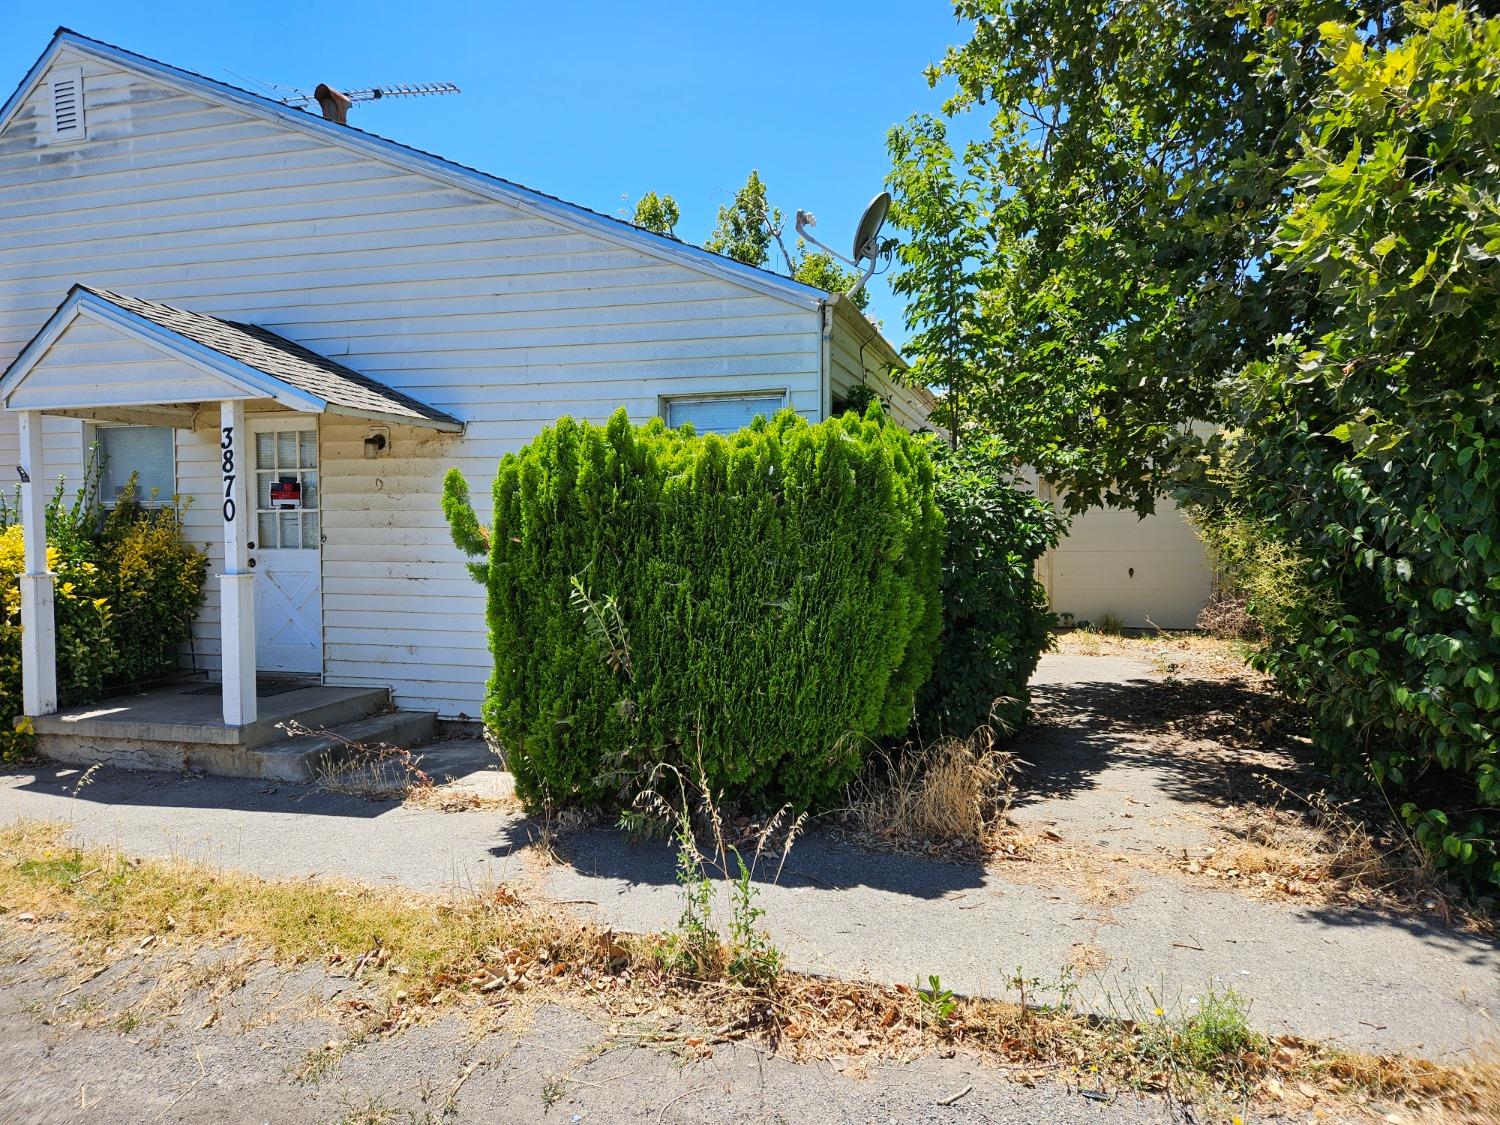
[0, 285, 464, 432]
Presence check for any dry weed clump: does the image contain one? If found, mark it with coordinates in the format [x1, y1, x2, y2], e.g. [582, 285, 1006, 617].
[292, 721, 435, 803]
[1196, 588, 1263, 641]
[0, 822, 1491, 1121]
[403, 775, 518, 814]
[841, 730, 1015, 854]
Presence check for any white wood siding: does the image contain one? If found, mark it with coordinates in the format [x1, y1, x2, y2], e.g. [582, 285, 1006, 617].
[827, 306, 928, 430]
[6, 314, 255, 410]
[0, 48, 824, 718]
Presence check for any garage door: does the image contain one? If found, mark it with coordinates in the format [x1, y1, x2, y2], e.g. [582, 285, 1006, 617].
[1038, 489, 1214, 630]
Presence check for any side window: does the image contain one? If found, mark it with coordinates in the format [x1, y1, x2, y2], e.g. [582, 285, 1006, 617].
[663, 392, 787, 435]
[97, 426, 174, 505]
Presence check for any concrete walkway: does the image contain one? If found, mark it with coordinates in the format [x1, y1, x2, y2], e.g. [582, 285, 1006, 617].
[1, 653, 1495, 1063]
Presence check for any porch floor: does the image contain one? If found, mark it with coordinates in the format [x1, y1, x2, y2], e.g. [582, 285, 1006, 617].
[31, 681, 436, 781]
[35, 682, 388, 748]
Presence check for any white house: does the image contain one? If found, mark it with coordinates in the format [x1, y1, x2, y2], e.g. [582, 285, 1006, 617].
[0, 28, 927, 768]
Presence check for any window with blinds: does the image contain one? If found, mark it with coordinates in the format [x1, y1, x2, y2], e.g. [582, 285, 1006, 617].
[664, 392, 787, 435]
[98, 426, 174, 505]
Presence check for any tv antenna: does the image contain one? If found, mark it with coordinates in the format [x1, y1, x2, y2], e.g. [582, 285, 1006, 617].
[278, 81, 461, 110]
[794, 191, 894, 300]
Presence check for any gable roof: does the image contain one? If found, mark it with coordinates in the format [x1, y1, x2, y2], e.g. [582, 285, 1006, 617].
[1, 285, 464, 431]
[0, 28, 827, 311]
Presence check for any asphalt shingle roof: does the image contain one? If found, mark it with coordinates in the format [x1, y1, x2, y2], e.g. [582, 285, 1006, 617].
[77, 286, 461, 429]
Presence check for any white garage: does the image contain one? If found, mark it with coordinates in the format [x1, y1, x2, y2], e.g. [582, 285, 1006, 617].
[1035, 485, 1214, 631]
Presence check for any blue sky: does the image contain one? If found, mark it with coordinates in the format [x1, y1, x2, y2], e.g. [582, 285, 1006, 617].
[3, 1, 975, 347]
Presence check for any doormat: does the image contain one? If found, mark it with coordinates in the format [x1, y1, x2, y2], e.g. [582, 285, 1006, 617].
[184, 680, 311, 698]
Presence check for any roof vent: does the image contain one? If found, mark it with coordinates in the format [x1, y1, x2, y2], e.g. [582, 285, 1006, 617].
[312, 84, 352, 124]
[48, 65, 86, 143]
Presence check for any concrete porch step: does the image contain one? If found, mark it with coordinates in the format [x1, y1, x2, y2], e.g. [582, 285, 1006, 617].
[242, 709, 439, 783]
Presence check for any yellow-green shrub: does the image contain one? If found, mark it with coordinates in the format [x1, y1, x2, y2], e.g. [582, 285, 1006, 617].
[95, 494, 208, 687]
[0, 527, 115, 764]
[0, 473, 208, 766]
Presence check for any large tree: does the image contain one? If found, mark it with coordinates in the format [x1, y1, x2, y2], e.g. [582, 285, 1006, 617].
[887, 0, 1422, 511]
[1195, 3, 1500, 893]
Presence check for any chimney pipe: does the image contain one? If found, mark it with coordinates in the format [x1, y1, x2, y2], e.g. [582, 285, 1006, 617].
[313, 83, 353, 124]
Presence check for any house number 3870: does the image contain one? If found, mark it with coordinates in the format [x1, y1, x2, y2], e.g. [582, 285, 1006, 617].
[221, 426, 237, 522]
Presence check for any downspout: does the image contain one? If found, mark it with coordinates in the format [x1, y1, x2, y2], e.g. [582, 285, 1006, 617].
[818, 300, 833, 422]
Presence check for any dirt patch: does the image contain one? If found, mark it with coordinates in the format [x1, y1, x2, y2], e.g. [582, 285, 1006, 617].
[1053, 630, 1256, 682]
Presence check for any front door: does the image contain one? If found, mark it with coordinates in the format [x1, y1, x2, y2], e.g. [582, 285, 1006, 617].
[250, 417, 322, 675]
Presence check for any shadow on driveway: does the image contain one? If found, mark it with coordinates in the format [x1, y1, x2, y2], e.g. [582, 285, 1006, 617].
[4, 763, 392, 820]
[526, 823, 989, 901]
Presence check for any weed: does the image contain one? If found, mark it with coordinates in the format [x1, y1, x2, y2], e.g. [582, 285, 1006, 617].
[1096, 611, 1126, 636]
[16, 850, 87, 887]
[915, 974, 957, 1033]
[662, 808, 717, 979]
[295, 1038, 350, 1084]
[726, 855, 782, 990]
[297, 721, 434, 802]
[111, 1008, 142, 1034]
[333, 1093, 432, 1125]
[626, 745, 797, 994]
[539, 1071, 569, 1107]
[569, 578, 632, 682]
[1105, 981, 1263, 1114]
[1007, 964, 1081, 1017]
[1172, 986, 1259, 1071]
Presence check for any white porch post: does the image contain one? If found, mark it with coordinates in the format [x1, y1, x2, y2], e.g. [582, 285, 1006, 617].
[18, 411, 57, 717]
[219, 401, 257, 725]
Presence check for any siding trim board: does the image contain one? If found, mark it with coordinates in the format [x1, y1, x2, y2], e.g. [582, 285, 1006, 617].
[1, 29, 826, 312]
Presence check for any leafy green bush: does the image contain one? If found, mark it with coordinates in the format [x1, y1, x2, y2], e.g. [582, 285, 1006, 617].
[443, 405, 943, 811]
[0, 470, 208, 765]
[1185, 6, 1500, 895]
[94, 488, 209, 687]
[915, 436, 1062, 737]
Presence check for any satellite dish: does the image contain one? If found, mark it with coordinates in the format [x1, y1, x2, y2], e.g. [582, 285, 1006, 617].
[794, 190, 894, 301]
[852, 192, 892, 264]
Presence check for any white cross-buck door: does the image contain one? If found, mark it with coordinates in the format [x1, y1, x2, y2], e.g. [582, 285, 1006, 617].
[250, 417, 322, 675]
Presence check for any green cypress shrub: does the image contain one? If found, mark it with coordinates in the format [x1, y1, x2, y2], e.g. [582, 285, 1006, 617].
[443, 405, 943, 811]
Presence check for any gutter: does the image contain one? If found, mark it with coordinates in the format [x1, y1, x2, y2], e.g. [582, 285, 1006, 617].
[819, 300, 834, 421]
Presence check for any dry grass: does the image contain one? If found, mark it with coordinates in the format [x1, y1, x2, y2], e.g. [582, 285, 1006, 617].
[1196, 589, 1263, 641]
[1175, 779, 1480, 929]
[1053, 628, 1256, 681]
[2, 822, 1495, 1120]
[1407, 1048, 1500, 1124]
[403, 780, 518, 814]
[840, 731, 1015, 856]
